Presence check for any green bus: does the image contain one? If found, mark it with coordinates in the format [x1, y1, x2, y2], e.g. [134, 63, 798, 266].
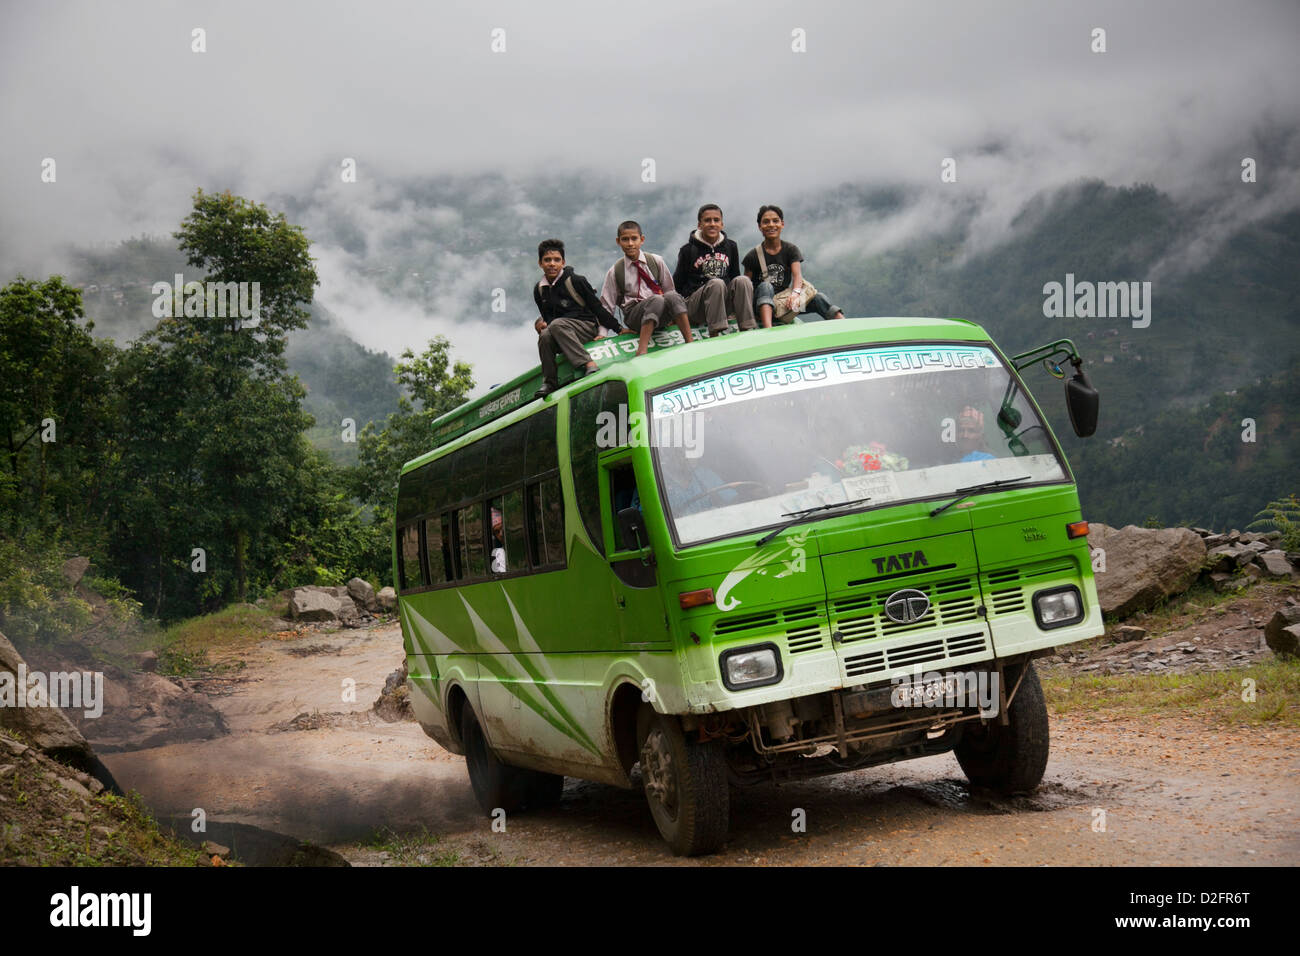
[394, 317, 1102, 855]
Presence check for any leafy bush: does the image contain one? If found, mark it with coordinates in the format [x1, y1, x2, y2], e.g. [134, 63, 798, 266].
[1248, 494, 1300, 551]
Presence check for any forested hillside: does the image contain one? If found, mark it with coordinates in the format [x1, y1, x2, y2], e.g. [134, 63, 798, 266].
[57, 176, 1298, 530]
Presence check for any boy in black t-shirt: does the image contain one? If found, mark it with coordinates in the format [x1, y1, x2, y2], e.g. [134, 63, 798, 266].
[742, 205, 845, 327]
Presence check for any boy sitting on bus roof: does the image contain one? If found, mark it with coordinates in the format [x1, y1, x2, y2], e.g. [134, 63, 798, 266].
[742, 205, 845, 327]
[598, 220, 695, 357]
[672, 204, 757, 337]
[533, 238, 621, 399]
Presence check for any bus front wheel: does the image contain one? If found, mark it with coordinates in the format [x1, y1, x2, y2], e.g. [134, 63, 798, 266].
[636, 708, 729, 856]
[461, 705, 564, 815]
[954, 661, 1050, 794]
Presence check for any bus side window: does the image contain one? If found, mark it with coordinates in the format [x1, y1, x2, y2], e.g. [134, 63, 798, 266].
[424, 516, 446, 583]
[540, 475, 565, 566]
[442, 513, 460, 581]
[460, 505, 486, 580]
[487, 497, 506, 574]
[525, 483, 545, 569]
[501, 488, 524, 573]
[398, 524, 422, 591]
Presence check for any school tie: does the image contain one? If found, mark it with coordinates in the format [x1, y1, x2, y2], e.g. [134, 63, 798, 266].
[634, 260, 663, 295]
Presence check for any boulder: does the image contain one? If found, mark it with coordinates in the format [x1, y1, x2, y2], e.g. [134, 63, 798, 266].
[1264, 607, 1300, 658]
[335, 596, 362, 628]
[1202, 534, 1227, 548]
[0, 629, 120, 792]
[288, 588, 343, 622]
[346, 577, 379, 612]
[376, 586, 397, 612]
[1259, 550, 1293, 577]
[1087, 524, 1207, 618]
[1112, 625, 1147, 642]
[61, 556, 91, 587]
[1243, 540, 1271, 555]
[1272, 625, 1300, 659]
[1205, 545, 1252, 573]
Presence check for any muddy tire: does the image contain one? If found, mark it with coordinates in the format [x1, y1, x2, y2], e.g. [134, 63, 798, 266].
[461, 705, 562, 814]
[636, 707, 728, 856]
[954, 661, 1050, 794]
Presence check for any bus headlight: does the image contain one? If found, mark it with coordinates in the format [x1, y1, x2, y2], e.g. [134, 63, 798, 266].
[1033, 586, 1083, 630]
[720, 643, 783, 691]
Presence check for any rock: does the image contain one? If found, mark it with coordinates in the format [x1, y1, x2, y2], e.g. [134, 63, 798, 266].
[1087, 524, 1207, 618]
[1259, 551, 1293, 577]
[61, 556, 91, 587]
[376, 586, 397, 612]
[1238, 532, 1262, 544]
[1202, 534, 1227, 547]
[373, 659, 413, 722]
[1207, 544, 1255, 571]
[288, 588, 344, 622]
[0, 629, 119, 793]
[1243, 540, 1271, 555]
[1208, 572, 1244, 593]
[1112, 625, 1147, 642]
[346, 577, 379, 612]
[138, 650, 158, 673]
[1227, 530, 1240, 541]
[201, 840, 231, 858]
[335, 596, 362, 628]
[1191, 527, 1212, 537]
[57, 775, 91, 798]
[1264, 608, 1300, 657]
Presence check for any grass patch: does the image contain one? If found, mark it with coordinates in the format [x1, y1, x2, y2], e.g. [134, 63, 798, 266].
[363, 826, 465, 866]
[1042, 658, 1300, 727]
[154, 603, 278, 675]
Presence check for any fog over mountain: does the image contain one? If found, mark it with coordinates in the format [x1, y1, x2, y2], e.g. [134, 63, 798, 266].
[3, 0, 1299, 392]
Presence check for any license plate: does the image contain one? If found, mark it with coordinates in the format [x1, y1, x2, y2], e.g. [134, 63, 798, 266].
[894, 674, 960, 707]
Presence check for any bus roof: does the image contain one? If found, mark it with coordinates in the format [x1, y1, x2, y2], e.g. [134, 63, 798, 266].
[408, 316, 990, 472]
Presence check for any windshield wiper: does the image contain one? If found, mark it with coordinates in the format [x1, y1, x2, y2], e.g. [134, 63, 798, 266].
[929, 476, 1032, 517]
[755, 497, 872, 547]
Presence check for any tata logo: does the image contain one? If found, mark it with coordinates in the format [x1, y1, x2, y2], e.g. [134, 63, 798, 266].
[884, 589, 931, 624]
[872, 550, 929, 574]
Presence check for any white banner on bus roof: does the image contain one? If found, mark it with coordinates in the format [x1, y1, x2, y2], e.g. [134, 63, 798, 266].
[652, 345, 1000, 418]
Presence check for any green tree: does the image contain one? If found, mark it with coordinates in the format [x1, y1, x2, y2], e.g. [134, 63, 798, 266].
[350, 337, 473, 581]
[105, 190, 322, 613]
[0, 276, 115, 536]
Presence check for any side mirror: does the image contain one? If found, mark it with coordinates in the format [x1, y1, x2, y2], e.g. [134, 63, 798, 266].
[1065, 365, 1100, 437]
[617, 506, 648, 554]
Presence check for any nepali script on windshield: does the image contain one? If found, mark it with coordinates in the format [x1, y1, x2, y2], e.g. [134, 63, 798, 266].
[649, 344, 1068, 546]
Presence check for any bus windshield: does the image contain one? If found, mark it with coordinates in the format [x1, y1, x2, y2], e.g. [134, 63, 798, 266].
[649, 343, 1068, 546]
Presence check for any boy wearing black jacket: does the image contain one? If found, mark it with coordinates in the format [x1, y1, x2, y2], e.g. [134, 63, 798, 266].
[671, 204, 757, 337]
[532, 238, 620, 399]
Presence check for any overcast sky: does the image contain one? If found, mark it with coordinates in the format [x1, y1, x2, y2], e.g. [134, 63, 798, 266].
[2, 0, 1298, 391]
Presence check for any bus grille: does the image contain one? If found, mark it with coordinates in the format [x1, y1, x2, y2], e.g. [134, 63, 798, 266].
[830, 574, 982, 644]
[843, 631, 988, 678]
[713, 603, 827, 655]
[983, 558, 1077, 617]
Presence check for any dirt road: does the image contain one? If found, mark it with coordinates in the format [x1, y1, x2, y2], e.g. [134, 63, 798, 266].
[100, 623, 1299, 866]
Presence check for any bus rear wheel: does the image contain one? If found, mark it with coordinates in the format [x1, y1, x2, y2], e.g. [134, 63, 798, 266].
[461, 705, 564, 815]
[636, 708, 728, 857]
[954, 660, 1050, 794]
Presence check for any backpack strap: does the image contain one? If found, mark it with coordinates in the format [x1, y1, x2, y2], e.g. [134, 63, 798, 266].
[752, 245, 769, 282]
[616, 255, 664, 298]
[564, 275, 583, 306]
